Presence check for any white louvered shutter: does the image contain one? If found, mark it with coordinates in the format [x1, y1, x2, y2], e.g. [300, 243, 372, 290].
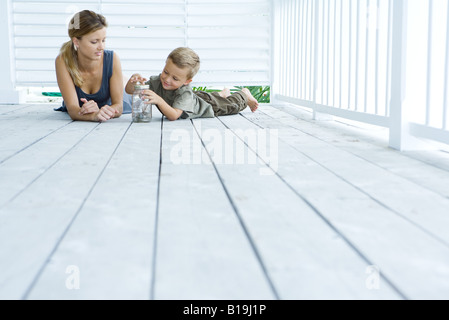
[11, 0, 271, 87]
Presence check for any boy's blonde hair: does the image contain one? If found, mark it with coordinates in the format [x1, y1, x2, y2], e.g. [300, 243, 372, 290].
[167, 47, 201, 80]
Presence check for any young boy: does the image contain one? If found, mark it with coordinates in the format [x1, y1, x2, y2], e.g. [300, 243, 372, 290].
[125, 47, 259, 121]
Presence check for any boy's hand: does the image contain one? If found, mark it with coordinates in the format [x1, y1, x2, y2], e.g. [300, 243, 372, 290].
[141, 89, 163, 105]
[140, 89, 183, 121]
[129, 74, 148, 85]
[126, 74, 148, 95]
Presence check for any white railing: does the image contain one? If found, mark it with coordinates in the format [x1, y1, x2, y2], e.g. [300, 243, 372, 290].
[405, 0, 449, 147]
[272, 0, 449, 149]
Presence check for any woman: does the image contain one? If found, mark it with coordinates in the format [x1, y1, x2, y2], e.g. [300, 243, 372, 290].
[55, 10, 131, 122]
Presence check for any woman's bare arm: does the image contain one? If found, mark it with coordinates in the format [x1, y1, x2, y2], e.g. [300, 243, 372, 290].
[55, 55, 100, 122]
[107, 52, 124, 118]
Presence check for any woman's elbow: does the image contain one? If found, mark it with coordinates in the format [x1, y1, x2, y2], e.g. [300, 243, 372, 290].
[115, 110, 123, 118]
[67, 107, 95, 122]
[67, 109, 79, 121]
[114, 104, 124, 118]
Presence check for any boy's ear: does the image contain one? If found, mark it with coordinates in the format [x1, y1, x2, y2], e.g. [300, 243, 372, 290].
[184, 79, 193, 86]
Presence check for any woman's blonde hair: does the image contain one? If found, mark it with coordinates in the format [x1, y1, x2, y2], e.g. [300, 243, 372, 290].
[59, 10, 108, 87]
[167, 47, 201, 80]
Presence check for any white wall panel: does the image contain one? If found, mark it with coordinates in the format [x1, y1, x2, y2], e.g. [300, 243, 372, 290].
[11, 0, 271, 86]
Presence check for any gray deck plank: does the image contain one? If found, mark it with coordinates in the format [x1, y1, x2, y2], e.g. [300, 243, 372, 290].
[195, 116, 401, 299]
[154, 118, 275, 300]
[0, 105, 65, 128]
[403, 149, 449, 173]
[252, 107, 449, 245]
[237, 107, 449, 299]
[0, 104, 35, 115]
[262, 104, 449, 198]
[1, 104, 449, 299]
[0, 121, 99, 207]
[0, 118, 131, 299]
[0, 105, 72, 164]
[26, 113, 163, 300]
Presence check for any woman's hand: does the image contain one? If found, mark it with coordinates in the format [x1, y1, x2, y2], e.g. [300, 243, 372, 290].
[95, 105, 119, 122]
[79, 98, 100, 116]
[79, 99, 118, 122]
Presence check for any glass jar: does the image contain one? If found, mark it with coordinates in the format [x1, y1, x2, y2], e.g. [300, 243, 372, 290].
[132, 84, 152, 123]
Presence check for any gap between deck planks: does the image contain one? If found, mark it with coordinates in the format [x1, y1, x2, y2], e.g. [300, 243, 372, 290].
[1, 104, 449, 300]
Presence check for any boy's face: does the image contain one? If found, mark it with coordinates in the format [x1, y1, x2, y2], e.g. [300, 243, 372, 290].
[160, 58, 192, 91]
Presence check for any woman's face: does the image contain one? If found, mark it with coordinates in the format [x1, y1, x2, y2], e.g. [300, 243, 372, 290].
[74, 27, 107, 61]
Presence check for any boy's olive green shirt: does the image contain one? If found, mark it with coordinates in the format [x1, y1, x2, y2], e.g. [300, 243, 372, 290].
[146, 75, 215, 119]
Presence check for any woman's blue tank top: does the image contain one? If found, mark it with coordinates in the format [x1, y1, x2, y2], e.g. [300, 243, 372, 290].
[56, 50, 131, 114]
[75, 50, 113, 108]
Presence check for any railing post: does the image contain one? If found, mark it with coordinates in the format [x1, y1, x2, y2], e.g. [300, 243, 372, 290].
[0, 0, 24, 104]
[312, 0, 319, 119]
[389, 0, 430, 150]
[389, 0, 408, 149]
[270, 0, 278, 105]
[313, 0, 333, 121]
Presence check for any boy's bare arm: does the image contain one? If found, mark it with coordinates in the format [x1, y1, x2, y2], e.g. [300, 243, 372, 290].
[143, 89, 183, 121]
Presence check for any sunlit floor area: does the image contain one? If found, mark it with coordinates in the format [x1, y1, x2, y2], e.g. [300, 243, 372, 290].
[1, 103, 449, 300]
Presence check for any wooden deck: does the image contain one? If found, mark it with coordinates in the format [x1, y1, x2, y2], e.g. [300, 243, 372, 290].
[1, 103, 449, 300]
